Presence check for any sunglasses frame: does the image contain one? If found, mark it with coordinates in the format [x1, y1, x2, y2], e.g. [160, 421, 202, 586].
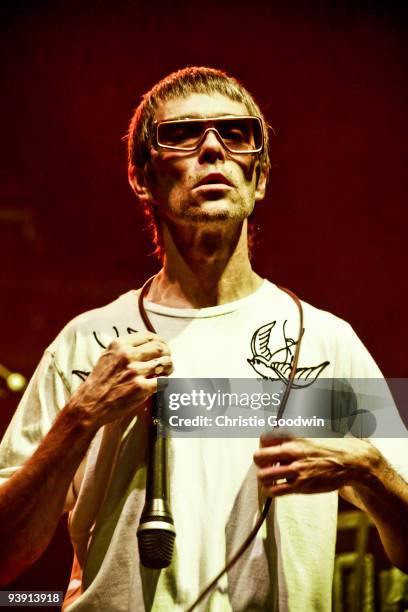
[153, 115, 264, 154]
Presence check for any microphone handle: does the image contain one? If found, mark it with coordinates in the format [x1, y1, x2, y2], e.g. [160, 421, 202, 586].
[137, 394, 176, 568]
[146, 401, 169, 501]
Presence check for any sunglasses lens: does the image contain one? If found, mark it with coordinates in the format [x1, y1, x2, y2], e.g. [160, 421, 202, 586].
[158, 121, 203, 148]
[217, 118, 262, 152]
[157, 117, 263, 152]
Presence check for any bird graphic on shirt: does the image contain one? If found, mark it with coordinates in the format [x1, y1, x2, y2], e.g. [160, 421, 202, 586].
[247, 321, 329, 387]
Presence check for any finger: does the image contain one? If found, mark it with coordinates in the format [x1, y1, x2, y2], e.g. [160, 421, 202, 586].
[257, 463, 299, 483]
[146, 359, 174, 378]
[127, 341, 171, 362]
[261, 481, 297, 498]
[111, 332, 166, 349]
[133, 376, 158, 395]
[260, 431, 294, 448]
[128, 356, 173, 377]
[254, 447, 297, 466]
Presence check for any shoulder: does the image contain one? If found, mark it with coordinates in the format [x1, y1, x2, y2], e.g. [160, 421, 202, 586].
[263, 281, 380, 376]
[61, 290, 138, 334]
[301, 297, 354, 338]
[45, 290, 141, 386]
[264, 280, 353, 336]
[48, 290, 138, 349]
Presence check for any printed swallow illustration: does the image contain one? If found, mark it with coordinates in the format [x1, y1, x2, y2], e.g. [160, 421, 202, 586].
[247, 321, 329, 387]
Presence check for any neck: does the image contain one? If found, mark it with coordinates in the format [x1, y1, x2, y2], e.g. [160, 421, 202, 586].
[145, 220, 262, 308]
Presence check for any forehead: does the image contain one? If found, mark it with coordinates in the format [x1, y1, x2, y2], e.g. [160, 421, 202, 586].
[154, 92, 249, 122]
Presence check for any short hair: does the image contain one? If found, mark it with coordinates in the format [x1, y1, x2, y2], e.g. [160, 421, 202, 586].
[127, 66, 270, 258]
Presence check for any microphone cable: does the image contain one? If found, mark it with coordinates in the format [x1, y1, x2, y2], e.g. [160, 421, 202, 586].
[185, 285, 304, 612]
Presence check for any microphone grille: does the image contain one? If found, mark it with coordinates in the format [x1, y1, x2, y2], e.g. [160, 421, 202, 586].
[138, 527, 176, 569]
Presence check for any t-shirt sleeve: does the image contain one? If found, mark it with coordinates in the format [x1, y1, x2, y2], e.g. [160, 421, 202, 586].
[0, 348, 70, 485]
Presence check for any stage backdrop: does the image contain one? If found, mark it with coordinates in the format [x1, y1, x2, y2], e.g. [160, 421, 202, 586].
[0, 0, 407, 597]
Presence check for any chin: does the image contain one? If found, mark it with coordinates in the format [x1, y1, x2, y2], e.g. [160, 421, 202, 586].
[182, 198, 253, 222]
[185, 209, 247, 224]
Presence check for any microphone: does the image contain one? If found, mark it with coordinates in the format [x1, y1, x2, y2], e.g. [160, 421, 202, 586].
[137, 394, 176, 568]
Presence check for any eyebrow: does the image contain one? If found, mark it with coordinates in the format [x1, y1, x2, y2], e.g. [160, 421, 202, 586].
[159, 113, 246, 122]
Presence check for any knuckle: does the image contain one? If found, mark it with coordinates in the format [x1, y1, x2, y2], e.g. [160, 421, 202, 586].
[143, 332, 156, 343]
[132, 374, 147, 390]
[118, 351, 131, 367]
[254, 452, 267, 467]
[107, 339, 120, 351]
[154, 342, 166, 355]
[160, 355, 172, 365]
[135, 375, 155, 392]
[157, 340, 171, 353]
[131, 358, 152, 373]
[291, 460, 301, 472]
[131, 349, 143, 362]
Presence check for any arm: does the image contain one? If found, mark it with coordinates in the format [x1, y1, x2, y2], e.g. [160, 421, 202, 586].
[0, 404, 96, 585]
[0, 331, 173, 585]
[339, 446, 408, 572]
[253, 435, 408, 572]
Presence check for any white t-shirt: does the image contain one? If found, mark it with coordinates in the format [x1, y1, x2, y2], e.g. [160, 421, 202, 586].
[0, 280, 406, 611]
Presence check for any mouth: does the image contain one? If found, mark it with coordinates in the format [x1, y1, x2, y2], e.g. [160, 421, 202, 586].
[194, 173, 233, 188]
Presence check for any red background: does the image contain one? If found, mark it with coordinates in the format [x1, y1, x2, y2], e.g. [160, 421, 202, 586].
[0, 0, 407, 597]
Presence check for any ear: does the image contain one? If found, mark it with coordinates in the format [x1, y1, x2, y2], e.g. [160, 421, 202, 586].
[254, 166, 268, 203]
[128, 163, 154, 205]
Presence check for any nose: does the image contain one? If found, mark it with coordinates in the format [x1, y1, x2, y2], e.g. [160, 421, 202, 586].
[197, 128, 226, 163]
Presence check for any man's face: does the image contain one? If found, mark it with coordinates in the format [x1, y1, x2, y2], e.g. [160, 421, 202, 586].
[142, 93, 267, 226]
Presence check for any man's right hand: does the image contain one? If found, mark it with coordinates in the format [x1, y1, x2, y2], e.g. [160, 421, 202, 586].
[0, 331, 174, 584]
[69, 331, 174, 430]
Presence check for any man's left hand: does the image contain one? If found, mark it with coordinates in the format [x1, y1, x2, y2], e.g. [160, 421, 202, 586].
[253, 435, 379, 497]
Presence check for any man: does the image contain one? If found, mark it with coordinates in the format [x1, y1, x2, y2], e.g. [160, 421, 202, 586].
[0, 66, 407, 611]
